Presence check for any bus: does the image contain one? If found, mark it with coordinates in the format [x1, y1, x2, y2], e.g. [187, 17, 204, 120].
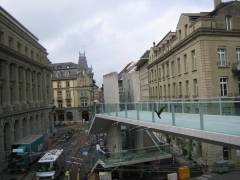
[35, 149, 65, 180]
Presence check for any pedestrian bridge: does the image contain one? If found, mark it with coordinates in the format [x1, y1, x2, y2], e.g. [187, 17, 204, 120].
[90, 101, 240, 147]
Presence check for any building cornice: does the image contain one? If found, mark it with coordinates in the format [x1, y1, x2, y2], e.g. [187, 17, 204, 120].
[0, 44, 52, 71]
[148, 28, 240, 68]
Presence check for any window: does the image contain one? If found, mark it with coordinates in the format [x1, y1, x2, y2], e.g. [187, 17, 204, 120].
[57, 90, 62, 96]
[30, 50, 34, 59]
[191, 50, 196, 70]
[10, 87, 14, 104]
[19, 87, 22, 102]
[17, 42, 22, 52]
[158, 67, 161, 80]
[179, 82, 182, 98]
[66, 81, 70, 87]
[178, 29, 181, 40]
[164, 85, 166, 98]
[162, 64, 165, 79]
[171, 61, 175, 77]
[160, 86, 163, 97]
[57, 81, 61, 88]
[225, 16, 232, 31]
[184, 24, 188, 37]
[173, 83, 176, 98]
[220, 77, 228, 97]
[0, 31, 4, 43]
[66, 90, 71, 98]
[25, 46, 28, 56]
[0, 61, 2, 77]
[177, 58, 181, 75]
[58, 100, 62, 108]
[184, 54, 188, 73]
[218, 48, 226, 66]
[236, 48, 240, 64]
[66, 100, 71, 107]
[0, 86, 2, 105]
[8, 36, 14, 48]
[185, 80, 189, 97]
[193, 79, 198, 97]
[166, 63, 169, 77]
[168, 84, 170, 98]
[81, 99, 88, 107]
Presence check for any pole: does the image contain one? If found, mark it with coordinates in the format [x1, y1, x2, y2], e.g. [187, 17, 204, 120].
[77, 168, 81, 180]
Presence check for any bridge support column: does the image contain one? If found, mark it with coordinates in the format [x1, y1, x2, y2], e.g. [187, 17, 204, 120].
[107, 124, 122, 154]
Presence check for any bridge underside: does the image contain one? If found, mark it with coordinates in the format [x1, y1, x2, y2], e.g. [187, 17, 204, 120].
[90, 114, 240, 148]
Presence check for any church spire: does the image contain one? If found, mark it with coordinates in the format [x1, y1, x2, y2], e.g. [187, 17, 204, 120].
[78, 51, 88, 70]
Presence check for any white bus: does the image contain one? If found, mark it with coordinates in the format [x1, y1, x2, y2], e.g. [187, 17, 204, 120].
[35, 149, 65, 180]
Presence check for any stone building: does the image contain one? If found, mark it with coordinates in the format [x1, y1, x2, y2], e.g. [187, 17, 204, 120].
[148, 0, 240, 166]
[136, 50, 150, 101]
[148, 0, 240, 100]
[0, 6, 53, 171]
[52, 53, 95, 122]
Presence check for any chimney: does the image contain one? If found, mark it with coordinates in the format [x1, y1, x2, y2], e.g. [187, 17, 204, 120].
[153, 42, 156, 47]
[214, 0, 222, 9]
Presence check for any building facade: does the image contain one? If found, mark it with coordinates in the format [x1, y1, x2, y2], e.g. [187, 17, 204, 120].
[103, 72, 120, 104]
[148, 0, 240, 166]
[148, 1, 240, 101]
[52, 53, 95, 122]
[136, 50, 150, 101]
[0, 6, 53, 171]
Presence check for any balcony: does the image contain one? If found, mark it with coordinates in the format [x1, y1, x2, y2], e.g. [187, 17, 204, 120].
[232, 62, 240, 75]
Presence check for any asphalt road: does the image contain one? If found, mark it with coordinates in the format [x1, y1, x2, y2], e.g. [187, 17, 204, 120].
[21, 124, 86, 180]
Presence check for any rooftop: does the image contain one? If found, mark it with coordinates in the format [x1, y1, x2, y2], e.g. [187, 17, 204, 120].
[38, 149, 63, 163]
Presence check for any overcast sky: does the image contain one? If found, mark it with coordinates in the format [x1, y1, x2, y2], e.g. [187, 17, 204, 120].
[1, 0, 215, 86]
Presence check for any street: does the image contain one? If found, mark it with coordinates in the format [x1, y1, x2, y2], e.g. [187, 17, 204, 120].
[0, 123, 88, 180]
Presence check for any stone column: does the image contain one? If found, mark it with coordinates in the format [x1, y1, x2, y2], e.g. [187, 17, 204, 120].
[42, 69, 47, 105]
[28, 70, 33, 105]
[22, 68, 27, 105]
[3, 62, 11, 109]
[38, 73, 42, 105]
[35, 72, 38, 106]
[0, 127, 5, 167]
[107, 124, 122, 153]
[14, 65, 20, 105]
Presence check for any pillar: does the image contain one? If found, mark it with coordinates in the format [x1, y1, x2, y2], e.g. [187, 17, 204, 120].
[42, 69, 47, 105]
[0, 126, 5, 166]
[3, 62, 10, 108]
[28, 70, 33, 105]
[22, 68, 27, 105]
[107, 124, 122, 153]
[14, 65, 20, 105]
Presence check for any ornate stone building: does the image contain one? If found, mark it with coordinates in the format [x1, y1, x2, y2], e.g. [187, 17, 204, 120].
[52, 53, 95, 122]
[148, 0, 240, 166]
[0, 6, 53, 171]
[148, 0, 240, 101]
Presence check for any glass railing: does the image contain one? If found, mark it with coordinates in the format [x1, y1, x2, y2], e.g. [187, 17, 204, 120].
[95, 100, 240, 136]
[95, 144, 170, 167]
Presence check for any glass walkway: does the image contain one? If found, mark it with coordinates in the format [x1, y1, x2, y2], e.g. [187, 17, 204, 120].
[93, 100, 240, 146]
